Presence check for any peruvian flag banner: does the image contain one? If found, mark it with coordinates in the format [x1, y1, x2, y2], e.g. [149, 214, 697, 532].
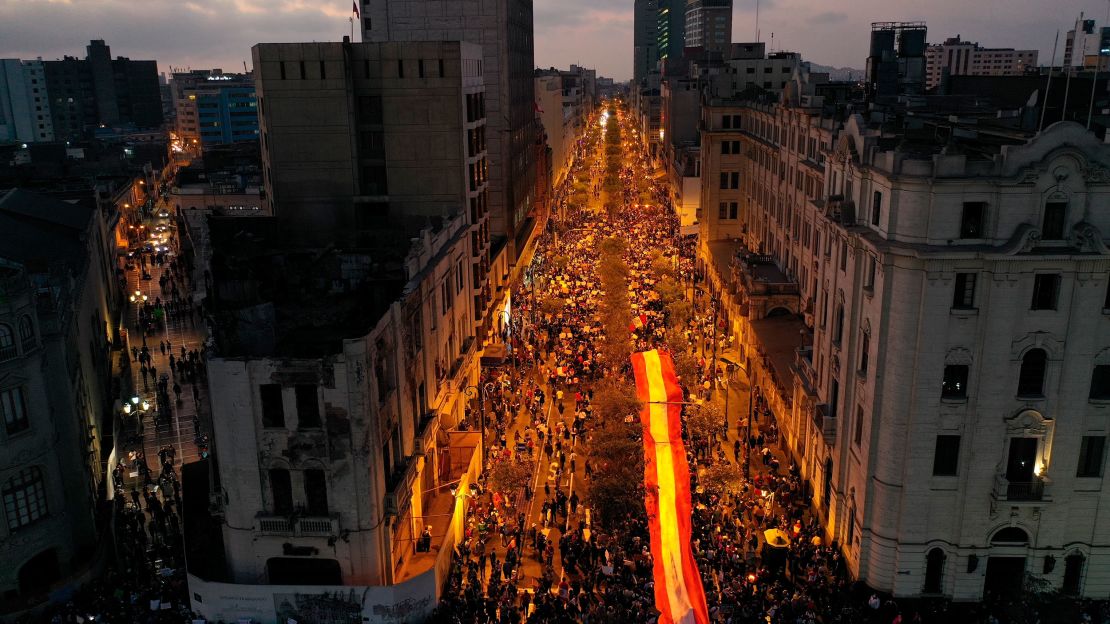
[630, 349, 710, 624]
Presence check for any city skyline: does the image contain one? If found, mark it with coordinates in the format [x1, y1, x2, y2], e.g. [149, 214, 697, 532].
[2, 0, 1110, 81]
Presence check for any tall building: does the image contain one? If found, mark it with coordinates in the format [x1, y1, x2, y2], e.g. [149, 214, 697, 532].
[360, 0, 540, 267]
[657, 0, 687, 72]
[184, 42, 491, 621]
[924, 36, 1037, 89]
[684, 0, 732, 53]
[171, 70, 258, 149]
[0, 59, 53, 144]
[0, 189, 119, 609]
[866, 22, 928, 100]
[41, 40, 162, 141]
[634, 0, 660, 86]
[1064, 13, 1110, 69]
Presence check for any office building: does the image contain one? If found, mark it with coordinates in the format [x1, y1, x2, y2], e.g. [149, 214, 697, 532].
[634, 0, 660, 86]
[0, 189, 119, 610]
[924, 36, 1037, 89]
[684, 0, 732, 53]
[171, 70, 258, 150]
[40, 40, 162, 141]
[657, 0, 687, 72]
[866, 22, 928, 100]
[360, 0, 541, 268]
[0, 60, 53, 144]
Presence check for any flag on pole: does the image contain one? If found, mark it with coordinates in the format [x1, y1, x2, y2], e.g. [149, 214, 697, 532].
[629, 313, 648, 333]
[352, 1, 360, 18]
[630, 349, 710, 624]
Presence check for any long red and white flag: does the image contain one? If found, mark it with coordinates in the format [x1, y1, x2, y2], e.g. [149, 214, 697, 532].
[630, 349, 710, 624]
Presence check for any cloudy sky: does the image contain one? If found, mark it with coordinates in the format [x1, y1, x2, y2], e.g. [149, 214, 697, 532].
[1, 0, 1108, 80]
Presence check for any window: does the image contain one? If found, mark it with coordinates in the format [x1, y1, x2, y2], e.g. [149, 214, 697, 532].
[1092, 365, 1110, 400]
[1077, 436, 1106, 477]
[924, 548, 946, 593]
[829, 378, 839, 420]
[364, 17, 372, 31]
[260, 384, 284, 428]
[358, 95, 383, 124]
[1031, 274, 1061, 310]
[3, 467, 47, 530]
[279, 61, 286, 80]
[718, 202, 729, 220]
[865, 257, 876, 289]
[438, 59, 445, 78]
[932, 435, 961, 476]
[859, 333, 869, 375]
[361, 165, 388, 195]
[360, 130, 384, 157]
[418, 59, 425, 78]
[719, 172, 728, 189]
[2, 387, 28, 435]
[942, 365, 969, 399]
[871, 190, 882, 226]
[304, 469, 329, 515]
[295, 384, 321, 428]
[0, 324, 14, 360]
[960, 202, 985, 238]
[952, 273, 977, 309]
[319, 60, 326, 79]
[853, 405, 864, 447]
[298, 60, 306, 79]
[1017, 349, 1048, 397]
[269, 468, 293, 515]
[1042, 201, 1066, 240]
[834, 305, 844, 344]
[839, 243, 847, 272]
[1063, 553, 1086, 595]
[397, 59, 404, 78]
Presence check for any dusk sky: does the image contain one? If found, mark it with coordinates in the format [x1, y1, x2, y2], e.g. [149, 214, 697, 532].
[1, 0, 1109, 81]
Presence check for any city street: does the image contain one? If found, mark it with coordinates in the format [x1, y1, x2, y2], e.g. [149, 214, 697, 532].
[432, 99, 851, 624]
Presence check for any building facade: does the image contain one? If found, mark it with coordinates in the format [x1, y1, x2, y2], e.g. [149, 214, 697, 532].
[171, 71, 258, 149]
[0, 190, 119, 610]
[207, 209, 480, 588]
[684, 0, 732, 53]
[0, 60, 53, 144]
[1064, 14, 1110, 69]
[41, 40, 162, 142]
[360, 0, 540, 265]
[633, 0, 660, 86]
[924, 36, 1037, 90]
[253, 40, 504, 336]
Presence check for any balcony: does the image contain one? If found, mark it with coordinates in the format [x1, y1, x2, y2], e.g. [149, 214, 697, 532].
[993, 473, 1048, 502]
[255, 513, 339, 537]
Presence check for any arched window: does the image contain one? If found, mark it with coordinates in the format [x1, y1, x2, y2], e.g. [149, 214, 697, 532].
[1018, 349, 1047, 397]
[1063, 552, 1086, 595]
[0, 324, 15, 360]
[3, 467, 48, 530]
[990, 526, 1029, 544]
[268, 468, 293, 515]
[18, 316, 34, 350]
[924, 548, 946, 593]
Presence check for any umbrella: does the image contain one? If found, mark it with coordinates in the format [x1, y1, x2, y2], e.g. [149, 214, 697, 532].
[764, 529, 791, 548]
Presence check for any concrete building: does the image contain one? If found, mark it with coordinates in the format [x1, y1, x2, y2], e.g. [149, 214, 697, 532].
[633, 0, 660, 86]
[535, 71, 583, 189]
[0, 189, 119, 610]
[252, 40, 506, 338]
[684, 0, 732, 54]
[360, 0, 541, 267]
[205, 207, 481, 590]
[1064, 14, 1110, 69]
[42, 40, 162, 142]
[866, 22, 928, 101]
[171, 70, 258, 150]
[0, 60, 53, 144]
[924, 36, 1037, 90]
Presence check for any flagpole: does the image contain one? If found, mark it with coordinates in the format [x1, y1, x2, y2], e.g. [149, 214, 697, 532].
[350, 16, 354, 41]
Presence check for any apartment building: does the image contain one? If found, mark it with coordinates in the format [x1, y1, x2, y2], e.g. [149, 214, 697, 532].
[171, 70, 258, 150]
[684, 0, 732, 53]
[0, 59, 53, 144]
[924, 36, 1037, 90]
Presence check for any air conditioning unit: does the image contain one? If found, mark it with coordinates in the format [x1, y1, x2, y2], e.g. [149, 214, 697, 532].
[383, 493, 398, 516]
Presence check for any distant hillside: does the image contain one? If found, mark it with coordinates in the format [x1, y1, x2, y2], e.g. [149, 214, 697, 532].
[807, 63, 864, 82]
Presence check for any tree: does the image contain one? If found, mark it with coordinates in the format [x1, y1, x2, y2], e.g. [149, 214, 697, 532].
[539, 295, 565, 317]
[487, 459, 534, 496]
[686, 399, 724, 444]
[700, 462, 744, 496]
[671, 348, 700, 390]
[584, 417, 644, 527]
